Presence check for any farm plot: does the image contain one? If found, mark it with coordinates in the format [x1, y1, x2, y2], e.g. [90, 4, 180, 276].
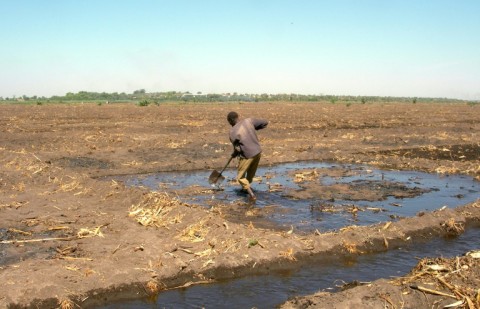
[0, 102, 478, 308]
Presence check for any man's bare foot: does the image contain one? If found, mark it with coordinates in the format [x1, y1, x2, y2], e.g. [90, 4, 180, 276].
[247, 188, 256, 202]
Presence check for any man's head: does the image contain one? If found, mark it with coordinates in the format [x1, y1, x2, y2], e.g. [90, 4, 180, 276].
[227, 111, 239, 126]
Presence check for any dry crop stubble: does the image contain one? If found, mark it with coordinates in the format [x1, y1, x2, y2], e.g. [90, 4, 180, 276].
[396, 255, 480, 308]
[128, 192, 182, 228]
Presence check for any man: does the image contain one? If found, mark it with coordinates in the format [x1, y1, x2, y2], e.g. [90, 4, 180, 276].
[227, 111, 268, 201]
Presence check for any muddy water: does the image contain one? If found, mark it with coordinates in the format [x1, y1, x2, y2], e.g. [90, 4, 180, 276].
[100, 226, 480, 309]
[102, 163, 480, 308]
[115, 162, 479, 232]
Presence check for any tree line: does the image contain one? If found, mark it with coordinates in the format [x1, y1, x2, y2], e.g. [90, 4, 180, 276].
[0, 90, 468, 104]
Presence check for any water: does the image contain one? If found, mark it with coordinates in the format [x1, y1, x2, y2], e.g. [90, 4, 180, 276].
[113, 162, 479, 232]
[99, 226, 480, 309]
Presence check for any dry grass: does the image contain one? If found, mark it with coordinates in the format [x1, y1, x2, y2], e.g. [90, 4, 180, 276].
[122, 160, 142, 166]
[2, 150, 58, 179]
[0, 201, 29, 209]
[267, 183, 283, 192]
[7, 228, 32, 236]
[179, 120, 205, 127]
[58, 299, 75, 309]
[77, 225, 105, 238]
[59, 179, 81, 192]
[194, 248, 216, 258]
[47, 174, 92, 196]
[441, 218, 465, 236]
[396, 255, 480, 308]
[342, 241, 363, 254]
[179, 218, 209, 243]
[128, 192, 182, 227]
[145, 280, 160, 294]
[165, 139, 188, 149]
[279, 248, 297, 261]
[293, 169, 319, 183]
[222, 238, 240, 253]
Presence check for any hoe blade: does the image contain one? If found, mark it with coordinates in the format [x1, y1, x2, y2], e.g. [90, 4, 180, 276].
[208, 170, 225, 184]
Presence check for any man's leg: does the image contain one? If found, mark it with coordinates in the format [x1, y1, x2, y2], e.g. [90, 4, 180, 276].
[245, 153, 261, 184]
[237, 154, 261, 201]
[237, 157, 252, 191]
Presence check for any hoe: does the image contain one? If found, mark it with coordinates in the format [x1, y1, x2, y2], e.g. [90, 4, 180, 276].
[208, 156, 233, 185]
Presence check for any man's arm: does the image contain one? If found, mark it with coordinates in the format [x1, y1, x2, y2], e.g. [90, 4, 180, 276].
[231, 139, 242, 157]
[252, 118, 268, 130]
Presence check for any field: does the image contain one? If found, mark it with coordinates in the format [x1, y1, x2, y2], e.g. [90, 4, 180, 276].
[1, 101, 479, 308]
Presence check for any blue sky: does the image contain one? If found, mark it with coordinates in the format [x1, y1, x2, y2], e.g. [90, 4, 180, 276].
[1, 1, 479, 100]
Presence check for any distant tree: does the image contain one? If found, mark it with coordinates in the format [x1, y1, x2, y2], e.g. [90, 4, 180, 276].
[133, 89, 146, 94]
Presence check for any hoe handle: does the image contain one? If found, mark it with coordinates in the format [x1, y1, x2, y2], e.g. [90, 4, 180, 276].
[220, 156, 234, 174]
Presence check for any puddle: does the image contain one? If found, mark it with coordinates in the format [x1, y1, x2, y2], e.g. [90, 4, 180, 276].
[112, 162, 479, 232]
[98, 226, 480, 309]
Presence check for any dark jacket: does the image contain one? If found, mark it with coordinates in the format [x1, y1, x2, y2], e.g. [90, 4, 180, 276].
[229, 118, 268, 158]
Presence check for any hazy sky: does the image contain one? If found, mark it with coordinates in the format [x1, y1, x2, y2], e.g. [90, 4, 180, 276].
[1, 1, 479, 100]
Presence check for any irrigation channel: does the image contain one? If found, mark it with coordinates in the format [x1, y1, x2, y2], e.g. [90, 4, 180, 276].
[101, 162, 479, 308]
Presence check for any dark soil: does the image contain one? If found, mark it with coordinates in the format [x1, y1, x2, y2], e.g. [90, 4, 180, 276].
[286, 177, 431, 201]
[0, 102, 479, 308]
